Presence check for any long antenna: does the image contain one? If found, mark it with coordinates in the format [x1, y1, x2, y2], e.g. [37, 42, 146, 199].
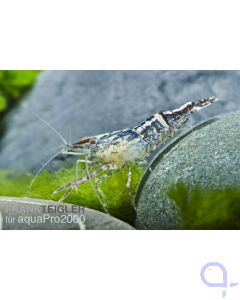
[30, 150, 63, 189]
[32, 112, 68, 145]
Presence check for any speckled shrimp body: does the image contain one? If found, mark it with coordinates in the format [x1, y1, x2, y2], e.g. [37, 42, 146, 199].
[64, 96, 218, 164]
[54, 96, 219, 210]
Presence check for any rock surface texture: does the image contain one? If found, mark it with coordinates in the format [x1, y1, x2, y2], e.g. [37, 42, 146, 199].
[135, 111, 240, 229]
[0, 71, 239, 171]
[0, 197, 134, 230]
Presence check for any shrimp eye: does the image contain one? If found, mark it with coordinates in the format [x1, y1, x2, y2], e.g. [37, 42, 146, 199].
[89, 139, 96, 144]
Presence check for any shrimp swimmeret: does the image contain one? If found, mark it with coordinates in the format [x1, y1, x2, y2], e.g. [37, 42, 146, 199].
[32, 96, 219, 213]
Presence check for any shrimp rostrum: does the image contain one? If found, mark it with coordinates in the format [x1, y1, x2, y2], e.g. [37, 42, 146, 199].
[33, 96, 219, 212]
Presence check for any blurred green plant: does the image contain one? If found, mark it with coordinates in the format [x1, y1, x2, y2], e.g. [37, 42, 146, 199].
[0, 163, 144, 224]
[168, 183, 240, 229]
[0, 95, 6, 111]
[0, 70, 41, 112]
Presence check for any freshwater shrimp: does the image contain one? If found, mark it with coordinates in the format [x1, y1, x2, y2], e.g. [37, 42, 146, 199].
[32, 96, 219, 213]
[53, 96, 218, 204]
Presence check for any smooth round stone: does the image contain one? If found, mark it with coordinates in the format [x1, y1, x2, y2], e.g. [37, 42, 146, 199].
[0, 197, 134, 230]
[0, 70, 239, 171]
[135, 111, 240, 229]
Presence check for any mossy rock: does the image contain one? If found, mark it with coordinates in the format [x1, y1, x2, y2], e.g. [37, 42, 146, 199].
[135, 111, 240, 229]
[0, 163, 144, 225]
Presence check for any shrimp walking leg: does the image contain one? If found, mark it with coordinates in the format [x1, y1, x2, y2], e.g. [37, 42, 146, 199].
[126, 165, 137, 209]
[53, 164, 118, 210]
[75, 159, 93, 183]
[85, 161, 109, 214]
[126, 165, 132, 191]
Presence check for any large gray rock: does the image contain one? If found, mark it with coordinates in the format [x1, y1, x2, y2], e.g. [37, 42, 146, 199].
[0, 71, 239, 171]
[135, 111, 240, 229]
[0, 197, 134, 230]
